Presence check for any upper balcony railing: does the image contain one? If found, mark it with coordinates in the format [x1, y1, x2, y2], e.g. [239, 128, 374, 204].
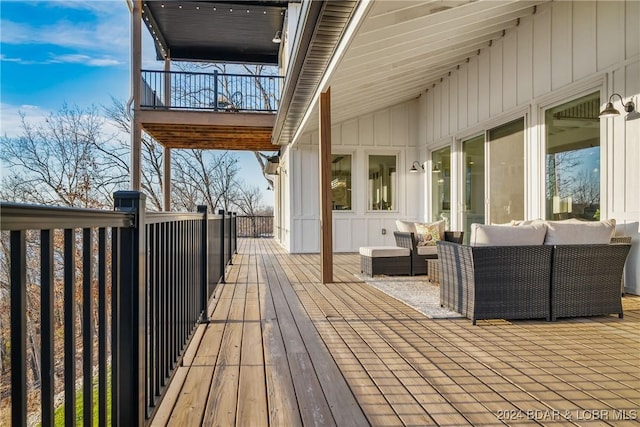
[141, 70, 283, 112]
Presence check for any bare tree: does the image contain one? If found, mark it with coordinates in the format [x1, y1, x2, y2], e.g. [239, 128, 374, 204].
[0, 104, 117, 208]
[102, 98, 164, 210]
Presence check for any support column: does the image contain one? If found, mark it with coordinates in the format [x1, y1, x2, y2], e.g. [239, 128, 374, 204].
[319, 88, 333, 284]
[131, 0, 142, 190]
[163, 147, 171, 211]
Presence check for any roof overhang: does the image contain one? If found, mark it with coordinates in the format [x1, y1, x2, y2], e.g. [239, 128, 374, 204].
[142, 1, 292, 64]
[275, 0, 550, 143]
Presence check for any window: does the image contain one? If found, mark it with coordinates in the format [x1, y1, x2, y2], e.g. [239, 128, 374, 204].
[488, 118, 525, 224]
[331, 154, 352, 210]
[431, 146, 451, 226]
[545, 92, 600, 220]
[368, 154, 396, 210]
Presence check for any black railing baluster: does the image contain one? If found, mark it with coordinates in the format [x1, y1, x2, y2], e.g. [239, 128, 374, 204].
[41, 229, 55, 427]
[83, 228, 93, 427]
[98, 228, 107, 427]
[10, 230, 27, 427]
[111, 227, 120, 425]
[64, 228, 76, 427]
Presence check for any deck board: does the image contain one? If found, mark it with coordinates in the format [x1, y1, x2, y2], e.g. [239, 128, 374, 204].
[156, 238, 640, 426]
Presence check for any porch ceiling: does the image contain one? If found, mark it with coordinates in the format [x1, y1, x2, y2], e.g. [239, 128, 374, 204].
[291, 0, 550, 137]
[142, 1, 291, 64]
[139, 110, 277, 151]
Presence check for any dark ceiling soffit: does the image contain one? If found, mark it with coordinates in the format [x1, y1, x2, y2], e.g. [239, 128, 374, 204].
[142, 1, 293, 64]
[271, 1, 357, 146]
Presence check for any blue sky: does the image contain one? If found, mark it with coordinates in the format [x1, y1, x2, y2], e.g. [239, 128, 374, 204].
[1, 0, 274, 206]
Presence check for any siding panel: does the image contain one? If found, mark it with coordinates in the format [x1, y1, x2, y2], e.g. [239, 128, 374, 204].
[517, 17, 533, 105]
[551, 1, 572, 90]
[503, 30, 517, 110]
[572, 1, 596, 80]
[533, 5, 551, 97]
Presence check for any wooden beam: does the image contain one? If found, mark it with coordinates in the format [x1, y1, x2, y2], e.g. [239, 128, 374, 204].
[138, 110, 276, 127]
[319, 88, 333, 284]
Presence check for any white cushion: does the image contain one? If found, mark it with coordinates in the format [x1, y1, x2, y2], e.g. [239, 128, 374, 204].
[416, 245, 438, 256]
[470, 223, 547, 246]
[544, 219, 616, 245]
[395, 220, 417, 235]
[359, 246, 410, 257]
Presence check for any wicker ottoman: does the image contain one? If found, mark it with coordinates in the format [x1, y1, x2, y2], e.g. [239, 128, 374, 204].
[359, 246, 411, 276]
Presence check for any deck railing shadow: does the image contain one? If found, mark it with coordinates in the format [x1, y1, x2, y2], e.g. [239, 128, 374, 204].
[1, 191, 237, 425]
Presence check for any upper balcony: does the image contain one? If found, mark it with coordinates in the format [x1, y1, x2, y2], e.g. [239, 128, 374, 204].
[139, 69, 283, 150]
[135, 0, 292, 152]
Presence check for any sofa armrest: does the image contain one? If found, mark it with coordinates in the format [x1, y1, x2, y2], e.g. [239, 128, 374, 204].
[393, 231, 417, 250]
[444, 231, 464, 244]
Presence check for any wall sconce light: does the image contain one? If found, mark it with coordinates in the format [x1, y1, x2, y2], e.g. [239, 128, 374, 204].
[432, 162, 441, 173]
[272, 31, 282, 43]
[599, 93, 636, 119]
[409, 161, 424, 173]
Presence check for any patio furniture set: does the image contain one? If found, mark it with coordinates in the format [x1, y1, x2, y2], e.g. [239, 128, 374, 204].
[360, 219, 632, 324]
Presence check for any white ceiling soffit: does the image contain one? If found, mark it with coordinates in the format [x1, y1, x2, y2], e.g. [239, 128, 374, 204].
[272, 0, 360, 147]
[299, 0, 548, 133]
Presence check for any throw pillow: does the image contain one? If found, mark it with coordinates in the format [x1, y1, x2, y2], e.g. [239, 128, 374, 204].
[414, 222, 441, 246]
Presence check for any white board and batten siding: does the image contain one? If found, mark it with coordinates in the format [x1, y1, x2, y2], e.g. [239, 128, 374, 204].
[421, 1, 640, 293]
[282, 100, 423, 253]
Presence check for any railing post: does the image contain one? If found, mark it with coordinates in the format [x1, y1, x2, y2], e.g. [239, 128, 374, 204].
[213, 70, 219, 111]
[219, 209, 225, 283]
[113, 191, 147, 426]
[228, 212, 233, 265]
[197, 205, 209, 318]
[10, 230, 27, 427]
[233, 212, 238, 254]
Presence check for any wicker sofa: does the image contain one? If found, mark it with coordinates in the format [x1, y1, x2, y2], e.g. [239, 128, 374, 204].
[438, 241, 553, 324]
[394, 230, 463, 275]
[437, 221, 632, 324]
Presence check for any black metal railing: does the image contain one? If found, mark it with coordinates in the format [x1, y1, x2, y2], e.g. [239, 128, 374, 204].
[1, 192, 237, 426]
[141, 70, 283, 112]
[237, 215, 274, 238]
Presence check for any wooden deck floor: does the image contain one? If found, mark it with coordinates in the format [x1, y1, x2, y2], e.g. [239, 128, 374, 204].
[153, 238, 640, 426]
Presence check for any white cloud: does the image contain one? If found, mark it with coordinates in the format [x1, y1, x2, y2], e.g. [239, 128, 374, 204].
[1, 1, 130, 61]
[55, 54, 122, 67]
[0, 103, 49, 138]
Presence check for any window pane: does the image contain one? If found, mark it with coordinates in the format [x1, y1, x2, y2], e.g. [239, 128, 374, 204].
[332, 154, 352, 210]
[488, 118, 525, 224]
[545, 92, 600, 220]
[462, 135, 484, 239]
[431, 146, 451, 227]
[368, 155, 396, 210]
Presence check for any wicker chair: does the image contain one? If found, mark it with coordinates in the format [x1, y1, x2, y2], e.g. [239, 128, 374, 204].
[437, 241, 553, 324]
[550, 243, 631, 321]
[394, 231, 463, 275]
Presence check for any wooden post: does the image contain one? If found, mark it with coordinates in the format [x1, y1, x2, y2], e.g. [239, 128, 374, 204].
[131, 0, 142, 190]
[319, 88, 333, 284]
[163, 147, 171, 211]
